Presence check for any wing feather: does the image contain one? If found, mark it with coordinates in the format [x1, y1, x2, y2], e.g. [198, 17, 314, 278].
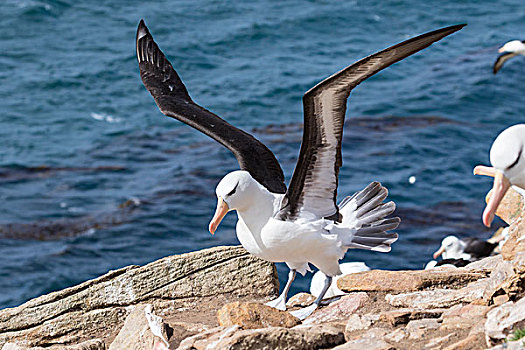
[136, 20, 286, 193]
[277, 24, 466, 221]
[493, 52, 518, 74]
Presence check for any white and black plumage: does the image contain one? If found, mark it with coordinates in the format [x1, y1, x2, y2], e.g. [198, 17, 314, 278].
[493, 40, 525, 74]
[425, 258, 471, 270]
[474, 124, 525, 227]
[432, 235, 498, 261]
[136, 20, 465, 319]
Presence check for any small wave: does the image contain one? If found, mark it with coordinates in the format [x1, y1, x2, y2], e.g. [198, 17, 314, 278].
[9, 0, 51, 11]
[82, 228, 96, 236]
[90, 112, 122, 123]
[6, 0, 70, 18]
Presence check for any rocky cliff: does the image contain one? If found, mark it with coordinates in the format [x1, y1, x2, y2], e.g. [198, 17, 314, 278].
[1, 190, 524, 350]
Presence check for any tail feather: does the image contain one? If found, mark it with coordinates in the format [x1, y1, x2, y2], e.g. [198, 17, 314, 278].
[338, 191, 359, 209]
[345, 241, 392, 252]
[351, 233, 398, 246]
[354, 230, 398, 238]
[355, 187, 388, 217]
[356, 217, 400, 235]
[358, 202, 396, 226]
[339, 182, 400, 252]
[354, 182, 381, 206]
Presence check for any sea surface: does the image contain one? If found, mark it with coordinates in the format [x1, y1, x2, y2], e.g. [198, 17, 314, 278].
[0, 0, 523, 309]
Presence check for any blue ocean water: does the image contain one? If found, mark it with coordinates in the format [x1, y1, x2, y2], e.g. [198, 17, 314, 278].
[0, 0, 523, 309]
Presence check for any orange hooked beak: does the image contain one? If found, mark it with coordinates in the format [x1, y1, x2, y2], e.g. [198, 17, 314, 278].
[433, 246, 446, 259]
[473, 165, 497, 177]
[473, 165, 511, 227]
[482, 171, 511, 228]
[209, 197, 229, 235]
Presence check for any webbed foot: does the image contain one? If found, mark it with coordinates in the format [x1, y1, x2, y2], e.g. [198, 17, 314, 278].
[265, 295, 287, 311]
[289, 303, 317, 320]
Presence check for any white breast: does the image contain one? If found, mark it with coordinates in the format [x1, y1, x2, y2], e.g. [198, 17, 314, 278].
[235, 218, 265, 257]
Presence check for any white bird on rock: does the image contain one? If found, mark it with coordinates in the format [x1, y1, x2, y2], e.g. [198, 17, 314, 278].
[432, 235, 498, 261]
[136, 20, 465, 319]
[474, 124, 525, 227]
[493, 40, 525, 74]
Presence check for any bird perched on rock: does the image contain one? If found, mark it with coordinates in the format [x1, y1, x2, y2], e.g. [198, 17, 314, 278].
[493, 40, 525, 74]
[432, 235, 498, 261]
[474, 124, 525, 227]
[136, 20, 464, 319]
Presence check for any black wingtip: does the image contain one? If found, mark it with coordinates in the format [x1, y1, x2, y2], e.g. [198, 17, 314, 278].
[424, 23, 466, 40]
[447, 23, 467, 31]
[433, 23, 467, 37]
[493, 52, 511, 75]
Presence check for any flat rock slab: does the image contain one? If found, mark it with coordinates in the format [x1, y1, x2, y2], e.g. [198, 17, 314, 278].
[1, 339, 105, 350]
[379, 308, 445, 326]
[217, 302, 300, 329]
[335, 328, 392, 350]
[303, 293, 369, 325]
[108, 304, 170, 350]
[491, 188, 525, 260]
[464, 255, 503, 271]
[0, 246, 278, 348]
[482, 258, 515, 302]
[344, 314, 372, 333]
[491, 187, 524, 225]
[286, 293, 316, 308]
[443, 332, 485, 350]
[485, 298, 525, 343]
[440, 304, 489, 331]
[179, 324, 345, 350]
[383, 328, 407, 343]
[406, 318, 440, 339]
[386, 278, 488, 309]
[337, 269, 487, 293]
[501, 212, 525, 261]
[424, 333, 455, 349]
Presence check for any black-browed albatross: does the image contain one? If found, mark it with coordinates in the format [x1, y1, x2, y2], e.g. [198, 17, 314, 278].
[432, 235, 498, 261]
[493, 40, 525, 74]
[474, 124, 525, 227]
[136, 20, 465, 319]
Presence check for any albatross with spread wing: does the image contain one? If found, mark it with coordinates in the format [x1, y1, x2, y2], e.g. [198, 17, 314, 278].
[136, 20, 465, 319]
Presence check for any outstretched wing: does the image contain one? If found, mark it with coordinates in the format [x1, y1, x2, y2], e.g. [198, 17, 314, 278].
[277, 24, 466, 221]
[136, 20, 286, 194]
[493, 52, 518, 74]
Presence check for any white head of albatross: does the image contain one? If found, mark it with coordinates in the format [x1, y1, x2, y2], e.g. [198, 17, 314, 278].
[498, 40, 525, 54]
[210, 171, 276, 235]
[136, 19, 465, 320]
[474, 124, 525, 227]
[433, 235, 464, 260]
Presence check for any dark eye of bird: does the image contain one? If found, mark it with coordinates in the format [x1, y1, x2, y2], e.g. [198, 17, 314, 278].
[227, 184, 238, 197]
